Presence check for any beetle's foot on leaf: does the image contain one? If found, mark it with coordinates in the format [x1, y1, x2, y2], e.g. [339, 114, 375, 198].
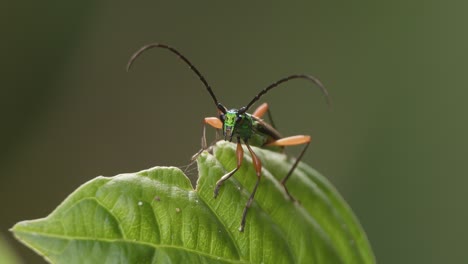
[213, 186, 220, 198]
[282, 185, 300, 204]
[239, 208, 248, 232]
[191, 144, 217, 162]
[285, 194, 301, 205]
[293, 197, 301, 205]
[191, 148, 205, 161]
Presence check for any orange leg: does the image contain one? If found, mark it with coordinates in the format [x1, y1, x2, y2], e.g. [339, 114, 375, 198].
[252, 103, 269, 118]
[252, 102, 277, 129]
[204, 117, 223, 129]
[214, 139, 243, 198]
[201, 117, 222, 148]
[239, 142, 263, 232]
[266, 135, 311, 201]
[266, 135, 311, 147]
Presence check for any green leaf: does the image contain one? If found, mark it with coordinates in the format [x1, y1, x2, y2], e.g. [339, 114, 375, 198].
[11, 141, 375, 263]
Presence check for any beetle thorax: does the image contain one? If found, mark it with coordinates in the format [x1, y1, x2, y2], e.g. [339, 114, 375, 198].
[221, 109, 253, 142]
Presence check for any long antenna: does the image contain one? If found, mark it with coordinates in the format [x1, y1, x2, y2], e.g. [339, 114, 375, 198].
[127, 43, 222, 109]
[240, 74, 330, 114]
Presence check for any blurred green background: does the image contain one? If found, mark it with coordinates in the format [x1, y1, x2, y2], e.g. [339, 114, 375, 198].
[1, 1, 467, 263]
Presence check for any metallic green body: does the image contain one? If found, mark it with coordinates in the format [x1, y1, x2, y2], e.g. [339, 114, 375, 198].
[222, 109, 281, 148]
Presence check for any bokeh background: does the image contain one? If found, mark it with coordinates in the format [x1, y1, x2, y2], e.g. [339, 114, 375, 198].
[2, 1, 467, 263]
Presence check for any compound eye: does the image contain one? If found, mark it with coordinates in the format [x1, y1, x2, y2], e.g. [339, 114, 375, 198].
[219, 114, 225, 121]
[236, 115, 242, 123]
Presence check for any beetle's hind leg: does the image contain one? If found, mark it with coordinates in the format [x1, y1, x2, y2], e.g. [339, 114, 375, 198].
[266, 135, 311, 201]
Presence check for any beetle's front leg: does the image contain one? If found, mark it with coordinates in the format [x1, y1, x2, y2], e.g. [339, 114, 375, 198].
[214, 138, 243, 198]
[191, 117, 223, 161]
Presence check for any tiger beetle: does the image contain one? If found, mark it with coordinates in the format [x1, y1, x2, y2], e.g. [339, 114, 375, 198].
[127, 43, 329, 232]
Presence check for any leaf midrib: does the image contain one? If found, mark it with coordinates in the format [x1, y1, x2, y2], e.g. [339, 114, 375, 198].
[13, 230, 248, 264]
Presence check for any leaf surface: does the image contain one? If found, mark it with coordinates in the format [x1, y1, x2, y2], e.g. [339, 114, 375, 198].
[12, 141, 375, 263]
